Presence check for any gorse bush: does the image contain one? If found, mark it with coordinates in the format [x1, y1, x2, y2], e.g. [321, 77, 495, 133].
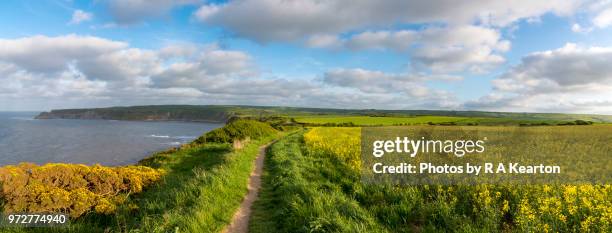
[0, 163, 164, 218]
[194, 119, 277, 143]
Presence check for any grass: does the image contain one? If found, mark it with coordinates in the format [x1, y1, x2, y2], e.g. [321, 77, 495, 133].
[250, 131, 387, 233]
[252, 126, 612, 232]
[251, 130, 467, 232]
[292, 115, 566, 126]
[5, 136, 277, 233]
[293, 115, 472, 126]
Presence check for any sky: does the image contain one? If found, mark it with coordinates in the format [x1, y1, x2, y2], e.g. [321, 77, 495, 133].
[1, 0, 612, 114]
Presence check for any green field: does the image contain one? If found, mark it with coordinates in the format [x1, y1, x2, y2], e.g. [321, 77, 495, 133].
[292, 115, 571, 126]
[294, 115, 470, 125]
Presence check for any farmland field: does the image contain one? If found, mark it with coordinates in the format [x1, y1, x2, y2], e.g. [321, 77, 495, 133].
[294, 115, 471, 125]
[251, 126, 612, 232]
[291, 115, 570, 126]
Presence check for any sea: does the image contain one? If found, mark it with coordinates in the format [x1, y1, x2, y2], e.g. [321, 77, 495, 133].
[0, 112, 222, 166]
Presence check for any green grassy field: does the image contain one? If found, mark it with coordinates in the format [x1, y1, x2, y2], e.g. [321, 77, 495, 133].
[294, 115, 469, 125]
[291, 115, 574, 126]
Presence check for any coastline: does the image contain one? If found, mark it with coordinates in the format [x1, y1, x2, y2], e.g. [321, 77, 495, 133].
[0, 115, 224, 167]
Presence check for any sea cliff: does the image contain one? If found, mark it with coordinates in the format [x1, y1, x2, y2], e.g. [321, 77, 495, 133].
[35, 105, 232, 123]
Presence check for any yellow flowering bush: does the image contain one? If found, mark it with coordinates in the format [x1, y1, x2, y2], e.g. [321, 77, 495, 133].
[0, 163, 164, 218]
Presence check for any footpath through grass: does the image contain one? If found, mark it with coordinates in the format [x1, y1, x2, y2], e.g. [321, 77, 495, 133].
[6, 137, 277, 233]
[253, 130, 485, 233]
[249, 131, 387, 232]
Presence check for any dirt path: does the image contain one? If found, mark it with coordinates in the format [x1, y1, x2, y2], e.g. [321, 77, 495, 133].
[222, 142, 272, 233]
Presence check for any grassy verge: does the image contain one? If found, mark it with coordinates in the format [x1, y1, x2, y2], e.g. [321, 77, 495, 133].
[134, 136, 277, 233]
[6, 135, 277, 233]
[249, 131, 387, 233]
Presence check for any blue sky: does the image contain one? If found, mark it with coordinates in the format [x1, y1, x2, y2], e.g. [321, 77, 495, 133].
[1, 0, 612, 114]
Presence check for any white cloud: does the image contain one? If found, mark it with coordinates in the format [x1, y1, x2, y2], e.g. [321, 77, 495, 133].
[0, 35, 332, 110]
[158, 43, 199, 58]
[569, 1, 612, 32]
[194, 4, 220, 20]
[323, 68, 461, 97]
[593, 6, 612, 28]
[0, 35, 255, 102]
[411, 25, 510, 73]
[195, 0, 581, 43]
[199, 49, 255, 75]
[0, 35, 466, 111]
[312, 25, 510, 73]
[466, 43, 612, 114]
[306, 34, 344, 49]
[193, 0, 585, 74]
[69, 10, 93, 25]
[346, 30, 417, 51]
[0, 35, 127, 73]
[324, 68, 428, 96]
[79, 48, 162, 84]
[318, 68, 463, 110]
[0, 63, 107, 99]
[571, 23, 593, 33]
[494, 43, 612, 91]
[2, 34, 609, 114]
[108, 0, 198, 25]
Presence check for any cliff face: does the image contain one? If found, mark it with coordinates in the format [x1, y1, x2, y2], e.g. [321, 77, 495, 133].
[35, 106, 232, 123]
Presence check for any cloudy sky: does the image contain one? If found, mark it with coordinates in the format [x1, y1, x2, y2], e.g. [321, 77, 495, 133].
[1, 0, 612, 114]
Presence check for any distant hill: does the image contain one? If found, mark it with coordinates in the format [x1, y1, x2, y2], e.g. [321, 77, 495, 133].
[36, 105, 233, 123]
[35, 105, 612, 123]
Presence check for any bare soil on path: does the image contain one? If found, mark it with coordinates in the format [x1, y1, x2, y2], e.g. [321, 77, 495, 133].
[222, 142, 272, 233]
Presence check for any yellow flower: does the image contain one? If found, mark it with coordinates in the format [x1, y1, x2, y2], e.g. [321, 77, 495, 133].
[502, 200, 510, 213]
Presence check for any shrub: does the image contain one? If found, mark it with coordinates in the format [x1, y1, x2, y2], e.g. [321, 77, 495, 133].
[194, 119, 277, 144]
[0, 163, 164, 218]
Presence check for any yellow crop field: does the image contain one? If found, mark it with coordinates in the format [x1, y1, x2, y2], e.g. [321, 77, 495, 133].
[304, 127, 361, 169]
[303, 126, 612, 232]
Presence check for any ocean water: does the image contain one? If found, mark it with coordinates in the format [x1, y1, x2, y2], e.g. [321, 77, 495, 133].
[0, 112, 222, 166]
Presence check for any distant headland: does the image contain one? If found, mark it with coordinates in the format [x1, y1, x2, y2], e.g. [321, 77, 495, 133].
[35, 105, 612, 124]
